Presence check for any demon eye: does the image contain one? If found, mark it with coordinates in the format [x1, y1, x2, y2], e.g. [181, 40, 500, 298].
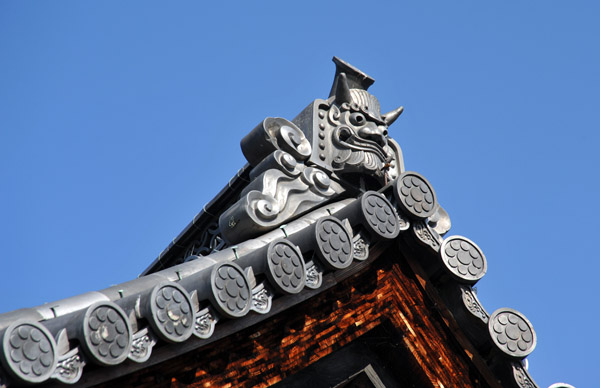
[349, 112, 366, 126]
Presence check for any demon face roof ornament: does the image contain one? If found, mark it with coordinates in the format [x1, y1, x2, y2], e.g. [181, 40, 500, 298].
[224, 57, 411, 244]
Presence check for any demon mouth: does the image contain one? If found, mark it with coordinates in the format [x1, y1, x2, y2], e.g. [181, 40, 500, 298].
[332, 127, 392, 174]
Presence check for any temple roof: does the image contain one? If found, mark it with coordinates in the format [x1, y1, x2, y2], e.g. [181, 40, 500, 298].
[0, 58, 566, 388]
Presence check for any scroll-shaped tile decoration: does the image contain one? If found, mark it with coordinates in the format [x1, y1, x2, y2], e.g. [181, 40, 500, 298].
[53, 347, 85, 383]
[512, 362, 538, 388]
[0, 320, 57, 384]
[360, 191, 401, 240]
[221, 118, 336, 245]
[81, 302, 132, 366]
[394, 171, 437, 220]
[209, 262, 251, 319]
[241, 117, 312, 167]
[128, 328, 155, 363]
[412, 221, 441, 252]
[314, 216, 354, 269]
[266, 239, 306, 294]
[352, 232, 369, 261]
[219, 162, 342, 244]
[304, 260, 323, 289]
[251, 283, 273, 314]
[145, 282, 195, 343]
[460, 286, 489, 324]
[440, 236, 487, 283]
[489, 308, 536, 358]
[193, 307, 218, 339]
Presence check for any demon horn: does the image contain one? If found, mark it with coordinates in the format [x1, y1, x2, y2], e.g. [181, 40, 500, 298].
[334, 73, 353, 104]
[382, 106, 404, 126]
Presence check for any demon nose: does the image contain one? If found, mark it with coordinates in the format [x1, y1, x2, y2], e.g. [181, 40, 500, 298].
[358, 125, 388, 148]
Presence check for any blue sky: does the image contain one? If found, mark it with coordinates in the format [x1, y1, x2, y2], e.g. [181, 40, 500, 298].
[1, 2, 598, 387]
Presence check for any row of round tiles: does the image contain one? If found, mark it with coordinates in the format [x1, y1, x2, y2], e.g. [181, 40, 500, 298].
[0, 306, 536, 385]
[0, 207, 377, 385]
[0, 173, 440, 382]
[391, 172, 488, 283]
[0, 180, 499, 385]
[0, 177, 531, 384]
[320, 183, 537, 362]
[391, 173, 537, 357]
